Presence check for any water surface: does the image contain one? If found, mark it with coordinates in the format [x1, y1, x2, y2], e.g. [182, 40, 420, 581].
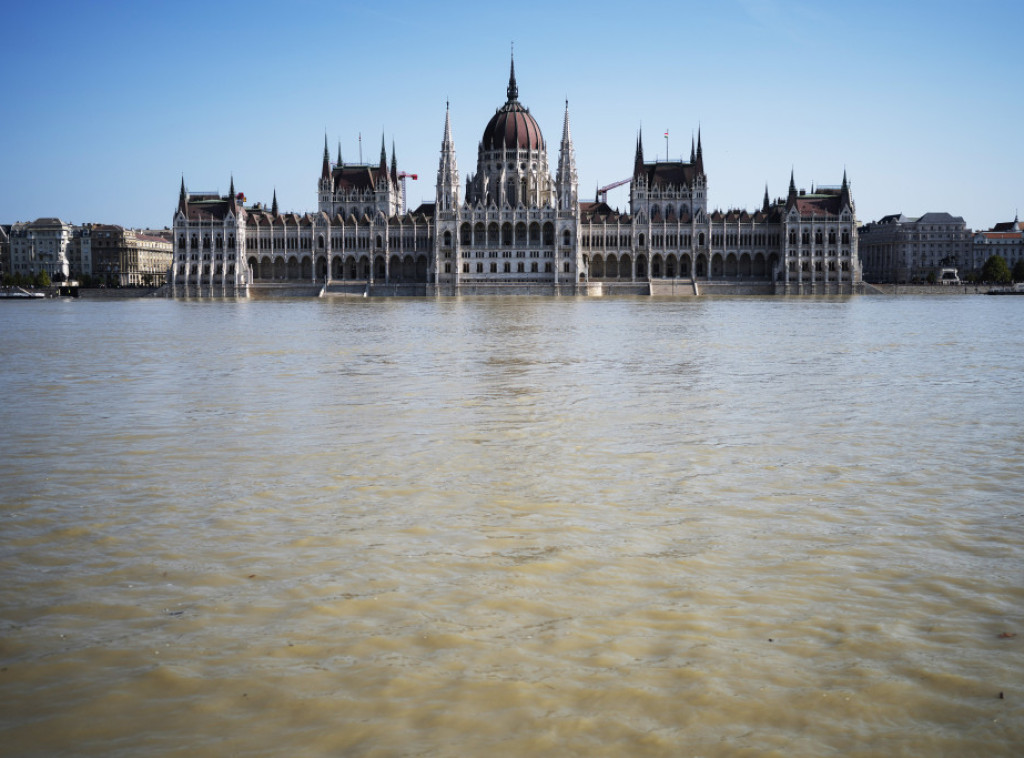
[1, 295, 1022, 756]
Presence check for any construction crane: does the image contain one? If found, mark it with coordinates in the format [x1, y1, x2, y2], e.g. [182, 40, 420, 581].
[597, 177, 631, 203]
[398, 172, 418, 214]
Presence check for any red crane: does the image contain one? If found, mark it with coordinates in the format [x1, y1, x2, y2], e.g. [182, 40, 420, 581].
[597, 177, 631, 203]
[398, 172, 418, 214]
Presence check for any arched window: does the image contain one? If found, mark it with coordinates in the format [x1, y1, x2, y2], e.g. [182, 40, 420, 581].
[443, 230, 452, 247]
[562, 229, 571, 246]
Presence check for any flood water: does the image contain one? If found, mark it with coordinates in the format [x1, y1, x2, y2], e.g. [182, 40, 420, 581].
[1, 294, 1022, 756]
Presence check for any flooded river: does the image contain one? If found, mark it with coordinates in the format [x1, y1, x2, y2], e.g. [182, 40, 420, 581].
[1, 295, 1022, 756]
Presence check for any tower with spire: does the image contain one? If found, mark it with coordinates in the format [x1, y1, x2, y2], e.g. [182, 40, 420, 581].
[436, 102, 460, 213]
[556, 100, 578, 213]
[629, 124, 706, 221]
[317, 131, 404, 219]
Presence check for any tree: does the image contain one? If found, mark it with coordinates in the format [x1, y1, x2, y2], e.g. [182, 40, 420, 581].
[980, 255, 1012, 284]
[1013, 259, 1024, 283]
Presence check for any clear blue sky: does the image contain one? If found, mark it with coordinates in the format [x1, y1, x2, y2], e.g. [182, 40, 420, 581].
[2, 0, 1021, 231]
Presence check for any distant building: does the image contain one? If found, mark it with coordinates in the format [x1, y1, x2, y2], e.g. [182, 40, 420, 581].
[0, 224, 10, 279]
[974, 216, 1023, 273]
[8, 218, 73, 281]
[90, 224, 173, 286]
[858, 212, 972, 283]
[173, 55, 861, 296]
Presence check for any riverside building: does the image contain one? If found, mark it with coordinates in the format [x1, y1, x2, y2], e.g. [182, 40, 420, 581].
[171, 57, 862, 297]
[858, 212, 974, 283]
[974, 216, 1023, 272]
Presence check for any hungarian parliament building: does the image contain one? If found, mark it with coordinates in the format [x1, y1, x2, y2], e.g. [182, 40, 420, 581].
[171, 58, 862, 296]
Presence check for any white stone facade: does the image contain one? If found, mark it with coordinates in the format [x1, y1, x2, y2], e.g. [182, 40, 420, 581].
[8, 218, 72, 280]
[171, 57, 861, 296]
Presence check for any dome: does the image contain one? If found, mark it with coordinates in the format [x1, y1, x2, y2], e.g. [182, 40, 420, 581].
[482, 102, 544, 151]
[480, 57, 544, 151]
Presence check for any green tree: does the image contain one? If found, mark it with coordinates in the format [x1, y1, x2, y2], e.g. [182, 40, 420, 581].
[34, 270, 51, 288]
[980, 255, 1012, 284]
[1013, 259, 1024, 283]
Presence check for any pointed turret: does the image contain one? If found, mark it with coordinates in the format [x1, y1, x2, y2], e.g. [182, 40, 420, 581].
[177, 176, 188, 215]
[786, 169, 798, 210]
[690, 134, 695, 164]
[321, 134, 331, 180]
[695, 128, 704, 173]
[762, 184, 770, 213]
[391, 140, 398, 185]
[634, 130, 645, 176]
[271, 189, 278, 216]
[378, 134, 389, 185]
[229, 175, 237, 211]
[337, 141, 342, 166]
[839, 169, 852, 210]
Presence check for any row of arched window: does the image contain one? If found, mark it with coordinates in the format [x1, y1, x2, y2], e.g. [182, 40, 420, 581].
[788, 229, 851, 245]
[453, 221, 559, 247]
[180, 233, 235, 252]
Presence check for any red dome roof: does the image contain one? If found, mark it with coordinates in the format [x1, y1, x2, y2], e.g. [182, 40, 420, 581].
[482, 102, 544, 151]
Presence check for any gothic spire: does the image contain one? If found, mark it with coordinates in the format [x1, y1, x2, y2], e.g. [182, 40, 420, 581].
[178, 176, 187, 215]
[507, 48, 518, 102]
[763, 184, 770, 213]
[321, 133, 331, 180]
[839, 169, 852, 210]
[442, 100, 454, 149]
[436, 101, 459, 211]
[337, 141, 342, 166]
[695, 127, 704, 173]
[634, 129, 645, 176]
[690, 134, 695, 163]
[557, 99, 578, 209]
[786, 169, 798, 210]
[391, 139, 398, 185]
[272, 188, 278, 216]
[229, 175, 237, 211]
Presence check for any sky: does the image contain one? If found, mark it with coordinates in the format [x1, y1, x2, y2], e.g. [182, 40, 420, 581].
[2, 0, 1022, 231]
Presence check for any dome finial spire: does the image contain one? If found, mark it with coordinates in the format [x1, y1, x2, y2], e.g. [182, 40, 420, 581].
[507, 43, 518, 102]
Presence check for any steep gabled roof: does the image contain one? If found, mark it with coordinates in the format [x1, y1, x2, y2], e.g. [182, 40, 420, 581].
[639, 160, 699, 189]
[331, 164, 385, 192]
